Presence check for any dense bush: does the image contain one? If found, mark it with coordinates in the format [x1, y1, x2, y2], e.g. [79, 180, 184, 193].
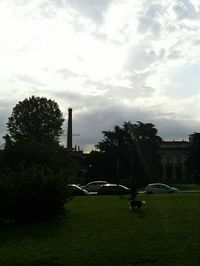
[3, 140, 72, 171]
[0, 166, 69, 223]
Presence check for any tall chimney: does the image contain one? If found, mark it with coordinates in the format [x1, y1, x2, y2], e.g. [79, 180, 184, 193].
[67, 108, 72, 150]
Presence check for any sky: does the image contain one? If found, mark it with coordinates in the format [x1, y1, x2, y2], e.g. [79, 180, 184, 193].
[0, 0, 200, 152]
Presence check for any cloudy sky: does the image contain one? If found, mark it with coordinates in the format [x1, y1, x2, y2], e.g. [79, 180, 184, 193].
[0, 0, 199, 151]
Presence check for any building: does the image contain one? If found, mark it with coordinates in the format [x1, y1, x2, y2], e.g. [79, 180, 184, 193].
[160, 133, 200, 182]
[160, 140, 190, 181]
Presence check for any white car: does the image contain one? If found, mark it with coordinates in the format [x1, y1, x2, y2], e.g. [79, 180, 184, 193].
[81, 181, 107, 192]
[145, 183, 180, 194]
[68, 184, 89, 196]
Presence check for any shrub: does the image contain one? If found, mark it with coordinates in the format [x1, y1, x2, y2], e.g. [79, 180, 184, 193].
[0, 166, 69, 223]
[3, 140, 72, 171]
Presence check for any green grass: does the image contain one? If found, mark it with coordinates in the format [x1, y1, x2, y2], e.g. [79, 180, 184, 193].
[0, 194, 199, 266]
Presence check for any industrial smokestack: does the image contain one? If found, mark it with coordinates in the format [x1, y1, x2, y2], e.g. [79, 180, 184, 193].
[67, 108, 72, 150]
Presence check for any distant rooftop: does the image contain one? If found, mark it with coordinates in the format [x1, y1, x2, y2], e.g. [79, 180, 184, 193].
[160, 140, 190, 149]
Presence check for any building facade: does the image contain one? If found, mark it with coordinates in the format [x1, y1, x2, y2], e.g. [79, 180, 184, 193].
[160, 141, 190, 181]
[159, 133, 200, 182]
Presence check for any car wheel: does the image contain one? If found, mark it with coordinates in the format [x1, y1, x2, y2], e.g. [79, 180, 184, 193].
[147, 191, 153, 194]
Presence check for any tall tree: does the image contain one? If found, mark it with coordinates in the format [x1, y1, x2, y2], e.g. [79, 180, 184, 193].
[124, 121, 162, 181]
[189, 133, 200, 182]
[94, 121, 162, 185]
[4, 96, 64, 145]
[1, 97, 70, 223]
[3, 96, 68, 171]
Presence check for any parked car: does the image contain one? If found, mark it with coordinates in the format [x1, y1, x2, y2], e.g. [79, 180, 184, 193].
[68, 184, 89, 196]
[98, 183, 131, 195]
[144, 183, 180, 194]
[81, 181, 107, 192]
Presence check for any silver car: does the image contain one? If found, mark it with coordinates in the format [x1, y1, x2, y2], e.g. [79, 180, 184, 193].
[68, 184, 89, 196]
[145, 183, 180, 194]
[81, 181, 107, 192]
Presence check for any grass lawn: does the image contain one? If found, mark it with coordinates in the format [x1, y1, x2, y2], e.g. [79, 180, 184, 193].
[0, 194, 199, 266]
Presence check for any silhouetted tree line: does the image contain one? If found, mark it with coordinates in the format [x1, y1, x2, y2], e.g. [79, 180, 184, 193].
[0, 95, 200, 223]
[82, 121, 163, 186]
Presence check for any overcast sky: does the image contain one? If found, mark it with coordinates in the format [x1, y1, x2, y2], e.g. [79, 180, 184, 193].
[0, 0, 199, 152]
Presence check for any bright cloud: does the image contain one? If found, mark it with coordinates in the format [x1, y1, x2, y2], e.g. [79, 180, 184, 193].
[0, 0, 199, 151]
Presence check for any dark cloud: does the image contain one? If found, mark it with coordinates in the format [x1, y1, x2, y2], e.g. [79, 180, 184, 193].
[49, 90, 87, 108]
[125, 70, 158, 95]
[68, 104, 150, 148]
[164, 64, 200, 99]
[127, 71, 152, 83]
[194, 39, 200, 45]
[138, 17, 161, 37]
[37, 2, 57, 18]
[50, 0, 66, 8]
[1, 92, 199, 149]
[65, 0, 111, 24]
[156, 118, 199, 141]
[105, 84, 155, 98]
[84, 78, 156, 99]
[172, 0, 199, 20]
[137, 3, 164, 37]
[72, 106, 126, 146]
[167, 50, 182, 60]
[173, 4, 189, 20]
[91, 32, 108, 41]
[145, 3, 165, 17]
[13, 0, 110, 25]
[49, 89, 200, 148]
[125, 47, 163, 71]
[65, 102, 199, 148]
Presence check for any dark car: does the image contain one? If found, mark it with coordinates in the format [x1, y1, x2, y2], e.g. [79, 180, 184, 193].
[97, 183, 131, 195]
[68, 184, 89, 196]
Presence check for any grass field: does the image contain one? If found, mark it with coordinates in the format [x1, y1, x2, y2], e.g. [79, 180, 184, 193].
[0, 193, 199, 266]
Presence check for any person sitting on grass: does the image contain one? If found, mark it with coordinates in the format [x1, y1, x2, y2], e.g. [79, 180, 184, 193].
[128, 178, 142, 210]
[130, 178, 138, 201]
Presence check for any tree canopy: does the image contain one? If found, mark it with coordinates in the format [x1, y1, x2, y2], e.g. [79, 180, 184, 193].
[188, 133, 200, 182]
[4, 96, 64, 145]
[1, 96, 70, 223]
[88, 121, 162, 185]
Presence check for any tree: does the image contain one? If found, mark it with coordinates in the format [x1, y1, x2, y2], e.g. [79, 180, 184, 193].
[94, 121, 162, 185]
[4, 96, 64, 145]
[188, 133, 200, 183]
[95, 124, 135, 183]
[2, 96, 71, 174]
[124, 121, 162, 182]
[0, 97, 71, 223]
